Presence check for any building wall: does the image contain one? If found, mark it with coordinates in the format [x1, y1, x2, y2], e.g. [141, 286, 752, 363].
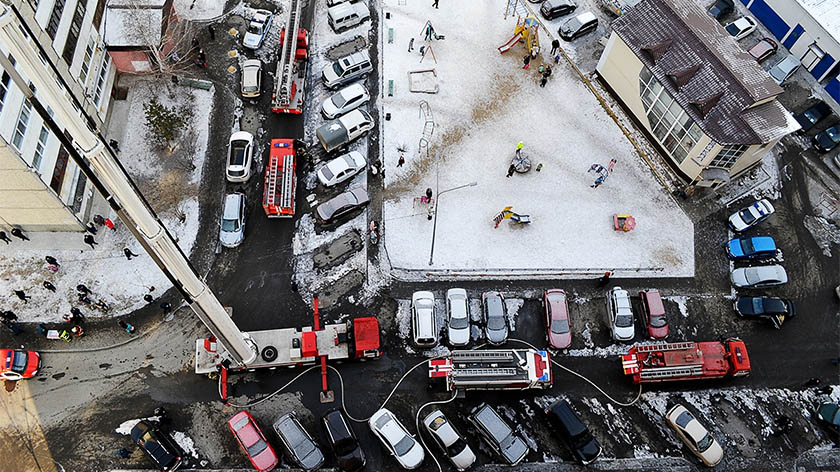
[110, 50, 152, 73]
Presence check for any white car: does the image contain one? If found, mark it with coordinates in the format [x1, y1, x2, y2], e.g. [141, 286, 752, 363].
[730, 265, 788, 288]
[422, 410, 476, 471]
[240, 59, 262, 98]
[769, 55, 801, 85]
[369, 408, 424, 470]
[226, 131, 254, 182]
[243, 9, 273, 49]
[219, 193, 246, 248]
[411, 290, 437, 347]
[321, 83, 371, 119]
[445, 288, 470, 347]
[316, 151, 367, 187]
[607, 287, 634, 341]
[724, 16, 757, 40]
[665, 404, 724, 467]
[727, 199, 774, 232]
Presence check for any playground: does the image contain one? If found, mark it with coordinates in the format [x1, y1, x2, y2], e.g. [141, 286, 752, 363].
[379, 0, 694, 277]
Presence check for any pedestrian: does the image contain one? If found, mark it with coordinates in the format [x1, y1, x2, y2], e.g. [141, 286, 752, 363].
[544, 66, 552, 79]
[37, 324, 48, 338]
[143, 294, 154, 303]
[507, 163, 516, 178]
[119, 320, 136, 334]
[197, 49, 207, 68]
[425, 23, 435, 41]
[69, 308, 85, 324]
[0, 231, 11, 244]
[551, 38, 560, 55]
[191, 36, 200, 50]
[109, 139, 120, 153]
[3, 311, 17, 323]
[540, 76, 547, 87]
[432, 0, 439, 8]
[93, 299, 109, 312]
[554, 53, 561, 64]
[45, 255, 59, 266]
[124, 247, 139, 260]
[10, 228, 29, 241]
[93, 214, 105, 226]
[171, 74, 180, 85]
[14, 290, 30, 303]
[591, 175, 605, 188]
[425, 187, 433, 201]
[408, 37, 414, 52]
[805, 377, 821, 388]
[71, 325, 84, 337]
[43, 281, 56, 292]
[208, 24, 216, 41]
[59, 329, 71, 342]
[290, 280, 298, 292]
[397, 155, 405, 167]
[818, 385, 834, 395]
[538, 64, 545, 75]
[536, 163, 544, 172]
[70, 306, 83, 317]
[116, 448, 131, 459]
[160, 302, 172, 314]
[77, 284, 91, 295]
[523, 54, 530, 69]
[86, 222, 97, 234]
[516, 141, 523, 156]
[78, 293, 92, 305]
[419, 45, 426, 57]
[83, 234, 97, 249]
[597, 271, 612, 287]
[104, 218, 116, 231]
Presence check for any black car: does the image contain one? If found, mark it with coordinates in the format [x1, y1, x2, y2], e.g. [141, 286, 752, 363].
[540, 0, 576, 20]
[545, 399, 601, 465]
[131, 420, 184, 471]
[707, 0, 734, 20]
[794, 101, 832, 132]
[322, 409, 366, 471]
[814, 124, 840, 153]
[734, 296, 795, 329]
[558, 11, 598, 41]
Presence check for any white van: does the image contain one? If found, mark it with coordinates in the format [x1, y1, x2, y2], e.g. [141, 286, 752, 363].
[328, 2, 370, 33]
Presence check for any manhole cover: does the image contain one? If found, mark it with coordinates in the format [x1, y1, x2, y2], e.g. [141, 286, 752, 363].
[227, 65, 236, 73]
[228, 50, 238, 57]
[228, 28, 238, 36]
[4, 380, 17, 392]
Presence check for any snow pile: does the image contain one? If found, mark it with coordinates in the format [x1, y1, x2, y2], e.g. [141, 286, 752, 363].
[665, 295, 690, 317]
[173, 0, 228, 20]
[505, 297, 525, 332]
[171, 431, 199, 458]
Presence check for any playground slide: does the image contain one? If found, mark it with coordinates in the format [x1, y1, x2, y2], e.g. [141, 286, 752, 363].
[497, 33, 522, 54]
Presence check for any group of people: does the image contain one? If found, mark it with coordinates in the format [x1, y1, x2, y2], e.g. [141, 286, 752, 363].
[0, 228, 30, 245]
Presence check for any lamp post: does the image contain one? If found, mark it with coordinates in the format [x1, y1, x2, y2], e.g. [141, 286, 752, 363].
[428, 181, 478, 266]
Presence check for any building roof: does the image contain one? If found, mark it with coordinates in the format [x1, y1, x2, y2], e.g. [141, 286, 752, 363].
[796, 0, 840, 45]
[612, 0, 798, 145]
[104, 6, 163, 48]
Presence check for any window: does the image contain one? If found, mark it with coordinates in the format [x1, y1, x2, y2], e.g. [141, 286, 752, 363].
[12, 99, 33, 150]
[0, 71, 10, 113]
[62, 0, 87, 65]
[46, 0, 66, 40]
[92, 0, 106, 29]
[638, 66, 700, 163]
[79, 37, 95, 85]
[709, 144, 748, 169]
[32, 125, 49, 172]
[93, 53, 110, 106]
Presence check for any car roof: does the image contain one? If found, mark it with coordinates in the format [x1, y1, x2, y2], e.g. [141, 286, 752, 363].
[748, 236, 776, 251]
[223, 194, 244, 218]
[230, 130, 253, 143]
[547, 400, 587, 437]
[339, 109, 372, 127]
[424, 411, 459, 445]
[230, 413, 261, 446]
[473, 404, 511, 439]
[576, 11, 597, 23]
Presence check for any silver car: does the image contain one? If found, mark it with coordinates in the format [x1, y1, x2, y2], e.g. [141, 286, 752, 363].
[482, 291, 508, 345]
[316, 187, 370, 224]
[446, 288, 470, 347]
[272, 412, 325, 470]
[321, 83, 371, 119]
[730, 265, 788, 288]
[468, 403, 528, 466]
[769, 56, 800, 85]
[241, 59, 262, 98]
[219, 193, 246, 248]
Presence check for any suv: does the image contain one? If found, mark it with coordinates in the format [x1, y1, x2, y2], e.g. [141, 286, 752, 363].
[219, 193, 247, 248]
[558, 11, 597, 41]
[468, 403, 528, 466]
[482, 291, 509, 345]
[323, 50, 372, 89]
[131, 420, 184, 471]
[411, 291, 438, 347]
[545, 399, 601, 465]
[322, 409, 366, 471]
[272, 412, 325, 470]
[540, 0, 576, 19]
[607, 287, 634, 341]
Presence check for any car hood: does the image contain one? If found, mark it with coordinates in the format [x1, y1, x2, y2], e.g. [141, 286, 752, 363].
[337, 447, 366, 471]
[299, 447, 325, 470]
[726, 239, 744, 257]
[728, 213, 748, 231]
[321, 98, 340, 117]
[451, 445, 476, 469]
[448, 325, 470, 346]
[252, 447, 279, 471]
[613, 325, 634, 340]
[501, 435, 529, 464]
[398, 440, 425, 469]
[220, 228, 243, 247]
[486, 325, 508, 344]
[575, 437, 602, 464]
[703, 439, 724, 466]
[730, 269, 749, 287]
[323, 66, 340, 83]
[549, 331, 572, 349]
[243, 31, 263, 47]
[815, 130, 838, 150]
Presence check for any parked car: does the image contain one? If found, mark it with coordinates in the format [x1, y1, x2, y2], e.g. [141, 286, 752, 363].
[468, 403, 528, 466]
[665, 404, 723, 467]
[607, 287, 634, 341]
[728, 199, 775, 232]
[540, 0, 576, 19]
[316, 109, 375, 153]
[724, 16, 757, 40]
[734, 296, 795, 329]
[322, 409, 366, 472]
[131, 420, 184, 471]
[814, 124, 840, 153]
[226, 131, 254, 182]
[794, 101, 832, 132]
[323, 50, 373, 89]
[316, 187, 370, 224]
[411, 290, 438, 348]
[243, 9, 273, 49]
[639, 289, 669, 339]
[482, 291, 509, 345]
[730, 265, 788, 288]
[219, 193, 247, 248]
[227, 411, 279, 472]
[316, 151, 367, 187]
[446, 288, 470, 347]
[707, 0, 734, 20]
[544, 289, 572, 349]
[321, 83, 371, 119]
[272, 412, 325, 470]
[545, 399, 601, 465]
[769, 56, 800, 84]
[0, 349, 40, 381]
[558, 11, 597, 41]
[726, 236, 777, 260]
[241, 59, 263, 98]
[368, 408, 424, 470]
[422, 409, 476, 471]
[816, 403, 840, 432]
[747, 38, 777, 63]
[328, 1, 370, 33]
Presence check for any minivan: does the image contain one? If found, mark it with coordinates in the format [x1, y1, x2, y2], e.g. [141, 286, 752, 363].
[639, 289, 668, 339]
[411, 291, 438, 347]
[558, 11, 598, 41]
[468, 403, 528, 465]
[328, 2, 370, 33]
[545, 399, 601, 465]
[323, 50, 372, 89]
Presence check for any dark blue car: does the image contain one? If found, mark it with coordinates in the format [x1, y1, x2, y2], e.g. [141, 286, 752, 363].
[726, 236, 777, 260]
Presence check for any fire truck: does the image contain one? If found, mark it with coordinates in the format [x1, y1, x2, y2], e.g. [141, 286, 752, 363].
[271, 0, 308, 114]
[428, 349, 553, 392]
[263, 139, 296, 217]
[621, 338, 751, 384]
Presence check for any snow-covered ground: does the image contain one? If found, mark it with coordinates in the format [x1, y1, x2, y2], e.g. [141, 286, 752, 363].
[0, 82, 214, 323]
[379, 0, 694, 278]
[173, 0, 228, 20]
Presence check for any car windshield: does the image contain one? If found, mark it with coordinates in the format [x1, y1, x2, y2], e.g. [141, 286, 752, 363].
[332, 62, 345, 76]
[243, 84, 258, 92]
[804, 108, 820, 121]
[615, 314, 633, 328]
[550, 319, 570, 334]
[248, 24, 261, 34]
[230, 143, 247, 165]
[827, 127, 840, 142]
[697, 432, 714, 452]
[450, 315, 468, 329]
[394, 435, 414, 456]
[247, 438, 268, 457]
[740, 238, 755, 254]
[10, 351, 27, 373]
[649, 314, 667, 327]
[332, 93, 349, 108]
[725, 23, 741, 35]
[320, 166, 334, 180]
[675, 411, 693, 428]
[739, 208, 757, 224]
[487, 315, 505, 330]
[221, 217, 239, 232]
[333, 437, 356, 455]
[447, 438, 467, 457]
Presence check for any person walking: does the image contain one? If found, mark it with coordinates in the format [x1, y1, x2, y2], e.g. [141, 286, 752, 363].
[160, 302, 172, 314]
[69, 307, 84, 324]
[3, 311, 17, 323]
[77, 284, 91, 294]
[408, 37, 414, 52]
[191, 36, 200, 50]
[432, 0, 439, 8]
[83, 234, 97, 249]
[11, 228, 29, 241]
[119, 320, 136, 334]
[143, 293, 154, 303]
[197, 50, 207, 68]
[124, 247, 139, 260]
[104, 218, 116, 231]
[540, 76, 548, 87]
[14, 290, 30, 303]
[109, 139, 120, 153]
[507, 163, 516, 178]
[397, 155, 405, 167]
[550, 38, 560, 56]
[208, 25, 216, 40]
[71, 325, 85, 337]
[0, 231, 11, 244]
[93, 214, 105, 226]
[78, 292, 92, 305]
[86, 222, 98, 234]
[523, 54, 530, 69]
[116, 448, 131, 459]
[597, 271, 612, 287]
[45, 255, 60, 267]
[516, 141, 524, 156]
[43, 281, 56, 292]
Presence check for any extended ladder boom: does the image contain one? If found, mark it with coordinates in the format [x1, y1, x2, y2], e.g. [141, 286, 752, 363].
[272, 0, 307, 113]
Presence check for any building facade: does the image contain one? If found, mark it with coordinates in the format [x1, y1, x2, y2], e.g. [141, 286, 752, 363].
[596, 0, 799, 187]
[0, 0, 116, 231]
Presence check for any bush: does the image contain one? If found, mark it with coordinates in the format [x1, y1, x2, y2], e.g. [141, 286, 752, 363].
[143, 97, 192, 151]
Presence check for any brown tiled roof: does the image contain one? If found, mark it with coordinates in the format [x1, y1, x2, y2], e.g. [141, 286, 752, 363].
[612, 0, 797, 145]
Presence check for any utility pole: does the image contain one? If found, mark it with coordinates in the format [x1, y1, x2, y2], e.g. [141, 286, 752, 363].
[0, 4, 257, 367]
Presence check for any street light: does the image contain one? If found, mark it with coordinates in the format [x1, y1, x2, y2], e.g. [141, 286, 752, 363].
[428, 181, 478, 266]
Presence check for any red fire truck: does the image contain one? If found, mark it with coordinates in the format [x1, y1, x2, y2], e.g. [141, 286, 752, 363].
[429, 349, 552, 392]
[621, 338, 751, 384]
[263, 139, 296, 217]
[271, 0, 308, 114]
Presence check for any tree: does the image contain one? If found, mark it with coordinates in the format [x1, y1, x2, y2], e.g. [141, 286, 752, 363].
[143, 98, 192, 152]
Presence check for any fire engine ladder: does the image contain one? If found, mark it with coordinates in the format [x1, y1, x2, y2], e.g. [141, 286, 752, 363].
[265, 156, 279, 208]
[636, 342, 696, 353]
[639, 364, 704, 379]
[279, 153, 294, 210]
[277, 0, 301, 107]
[451, 351, 515, 363]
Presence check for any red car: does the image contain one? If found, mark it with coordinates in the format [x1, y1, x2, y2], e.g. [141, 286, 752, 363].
[0, 349, 41, 381]
[640, 290, 669, 339]
[544, 289, 572, 349]
[228, 411, 279, 472]
[748, 38, 777, 63]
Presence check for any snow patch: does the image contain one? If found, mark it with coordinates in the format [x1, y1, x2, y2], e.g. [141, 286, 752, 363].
[665, 295, 689, 317]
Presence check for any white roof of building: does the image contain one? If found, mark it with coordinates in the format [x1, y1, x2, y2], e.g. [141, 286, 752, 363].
[796, 0, 840, 44]
[104, 7, 163, 47]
